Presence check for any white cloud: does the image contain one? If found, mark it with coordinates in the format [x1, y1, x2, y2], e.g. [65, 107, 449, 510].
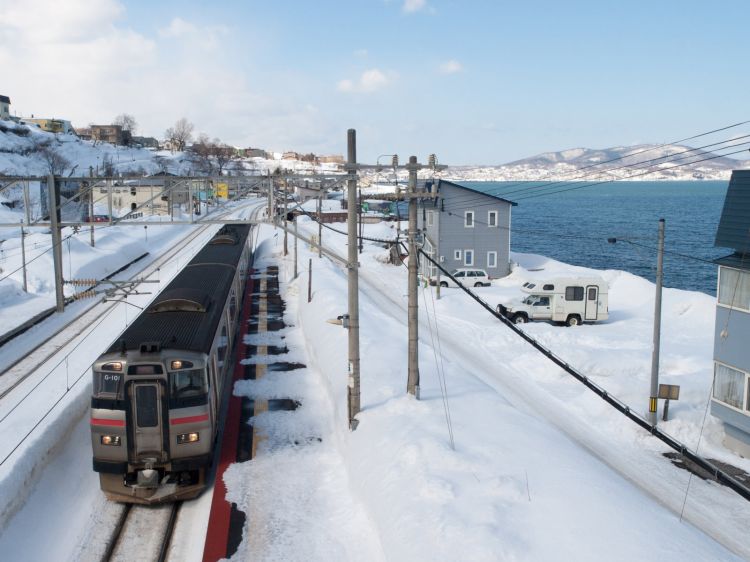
[158, 17, 228, 50]
[337, 69, 389, 93]
[0, 1, 341, 155]
[403, 0, 427, 13]
[439, 60, 463, 74]
[354, 48, 368, 57]
[158, 17, 197, 38]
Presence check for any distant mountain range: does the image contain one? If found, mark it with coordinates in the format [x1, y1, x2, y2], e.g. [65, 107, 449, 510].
[443, 144, 750, 182]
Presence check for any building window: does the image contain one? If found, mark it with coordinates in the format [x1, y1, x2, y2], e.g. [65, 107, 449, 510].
[427, 211, 434, 227]
[565, 286, 584, 301]
[488, 211, 498, 227]
[465, 211, 474, 228]
[454, 249, 462, 260]
[464, 249, 474, 266]
[487, 251, 497, 268]
[718, 266, 750, 311]
[713, 362, 746, 410]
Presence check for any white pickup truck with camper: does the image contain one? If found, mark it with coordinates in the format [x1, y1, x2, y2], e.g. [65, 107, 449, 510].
[496, 277, 609, 326]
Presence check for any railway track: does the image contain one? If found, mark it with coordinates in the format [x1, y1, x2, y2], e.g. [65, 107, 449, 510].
[0, 202, 265, 402]
[102, 501, 182, 562]
[0, 201, 265, 468]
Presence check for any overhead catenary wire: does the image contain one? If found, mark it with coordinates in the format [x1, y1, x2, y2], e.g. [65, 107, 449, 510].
[435, 121, 750, 208]
[437, 139, 750, 214]
[417, 247, 750, 503]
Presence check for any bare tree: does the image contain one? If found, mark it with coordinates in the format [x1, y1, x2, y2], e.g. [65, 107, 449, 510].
[114, 113, 138, 135]
[213, 141, 238, 175]
[164, 117, 194, 152]
[187, 133, 214, 174]
[36, 140, 71, 175]
[187, 135, 238, 176]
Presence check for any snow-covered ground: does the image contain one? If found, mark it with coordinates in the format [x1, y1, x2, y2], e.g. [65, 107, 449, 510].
[0, 195, 747, 560]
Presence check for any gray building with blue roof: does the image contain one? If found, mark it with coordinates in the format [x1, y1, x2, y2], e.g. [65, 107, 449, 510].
[712, 169, 750, 456]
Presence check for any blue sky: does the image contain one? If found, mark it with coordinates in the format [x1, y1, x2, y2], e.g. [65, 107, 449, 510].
[1, 0, 748, 164]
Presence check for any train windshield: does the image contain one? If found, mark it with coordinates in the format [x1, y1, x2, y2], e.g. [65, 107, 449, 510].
[170, 368, 208, 400]
[94, 371, 124, 398]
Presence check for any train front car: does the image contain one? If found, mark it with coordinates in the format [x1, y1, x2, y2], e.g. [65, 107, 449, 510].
[90, 225, 251, 504]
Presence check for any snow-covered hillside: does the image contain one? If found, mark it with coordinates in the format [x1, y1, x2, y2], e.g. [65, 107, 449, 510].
[441, 144, 750, 182]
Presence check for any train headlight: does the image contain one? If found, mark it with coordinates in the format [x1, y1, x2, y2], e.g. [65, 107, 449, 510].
[101, 435, 121, 446]
[177, 432, 200, 444]
[170, 360, 194, 370]
[102, 362, 123, 372]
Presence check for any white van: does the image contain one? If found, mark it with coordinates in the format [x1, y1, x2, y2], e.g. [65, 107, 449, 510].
[433, 268, 491, 288]
[497, 277, 609, 326]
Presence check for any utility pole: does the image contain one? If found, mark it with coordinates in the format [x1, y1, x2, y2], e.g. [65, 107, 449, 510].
[358, 184, 364, 254]
[267, 171, 273, 221]
[283, 178, 288, 256]
[47, 174, 65, 313]
[649, 218, 665, 426]
[88, 167, 95, 247]
[20, 220, 27, 292]
[406, 156, 420, 397]
[346, 129, 361, 429]
[435, 235, 441, 300]
[293, 215, 298, 279]
[317, 190, 323, 258]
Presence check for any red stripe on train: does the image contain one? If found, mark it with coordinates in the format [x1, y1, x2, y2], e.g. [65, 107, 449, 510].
[170, 413, 210, 425]
[90, 418, 125, 427]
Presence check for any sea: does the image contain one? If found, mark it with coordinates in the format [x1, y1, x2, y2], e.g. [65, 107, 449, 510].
[460, 180, 730, 295]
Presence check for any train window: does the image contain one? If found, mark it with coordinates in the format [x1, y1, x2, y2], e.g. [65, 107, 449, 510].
[229, 290, 237, 320]
[170, 368, 208, 400]
[217, 324, 228, 370]
[94, 371, 124, 398]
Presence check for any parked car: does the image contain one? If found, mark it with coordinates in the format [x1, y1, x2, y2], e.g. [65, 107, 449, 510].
[83, 214, 110, 223]
[435, 268, 491, 288]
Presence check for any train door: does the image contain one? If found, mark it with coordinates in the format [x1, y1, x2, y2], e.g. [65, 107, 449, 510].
[131, 382, 166, 461]
[584, 285, 599, 321]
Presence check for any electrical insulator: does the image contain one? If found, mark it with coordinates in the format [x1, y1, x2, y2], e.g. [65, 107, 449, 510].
[428, 154, 437, 169]
[74, 289, 97, 300]
[392, 155, 399, 168]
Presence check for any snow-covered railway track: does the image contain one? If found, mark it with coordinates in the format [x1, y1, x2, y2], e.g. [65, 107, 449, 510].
[0, 201, 265, 470]
[102, 501, 182, 562]
[0, 222, 214, 400]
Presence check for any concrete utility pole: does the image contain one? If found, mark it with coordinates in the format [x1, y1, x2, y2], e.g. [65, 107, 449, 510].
[346, 129, 361, 429]
[293, 215, 298, 279]
[406, 156, 420, 397]
[435, 235, 441, 300]
[47, 174, 65, 313]
[20, 220, 27, 292]
[649, 218, 665, 426]
[283, 179, 289, 256]
[88, 168, 95, 247]
[317, 190, 323, 258]
[358, 184, 364, 254]
[267, 171, 273, 221]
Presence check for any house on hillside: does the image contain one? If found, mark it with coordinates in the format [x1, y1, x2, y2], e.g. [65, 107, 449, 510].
[21, 117, 74, 134]
[419, 179, 516, 279]
[246, 148, 268, 159]
[711, 169, 750, 457]
[89, 124, 130, 145]
[0, 95, 10, 120]
[131, 136, 159, 149]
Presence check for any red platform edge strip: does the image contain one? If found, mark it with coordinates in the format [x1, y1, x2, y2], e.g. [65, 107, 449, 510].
[202, 269, 255, 562]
